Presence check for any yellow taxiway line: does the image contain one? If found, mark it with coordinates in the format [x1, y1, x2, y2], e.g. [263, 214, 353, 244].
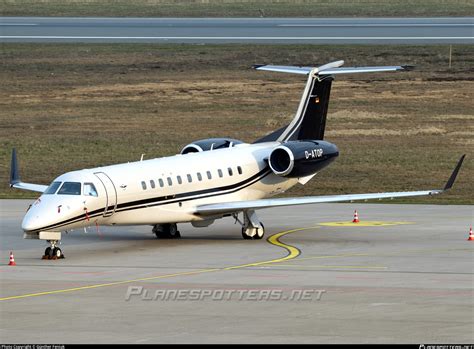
[319, 221, 413, 227]
[271, 264, 388, 270]
[0, 225, 316, 302]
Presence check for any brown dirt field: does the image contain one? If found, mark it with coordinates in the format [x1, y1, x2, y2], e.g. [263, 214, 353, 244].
[0, 44, 472, 204]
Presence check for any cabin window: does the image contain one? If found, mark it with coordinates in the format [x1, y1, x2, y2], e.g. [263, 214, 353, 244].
[84, 183, 98, 197]
[158, 178, 164, 187]
[207, 171, 212, 180]
[58, 182, 82, 195]
[44, 181, 62, 195]
[167, 177, 173, 186]
[177, 175, 183, 184]
[237, 166, 243, 175]
[187, 174, 192, 183]
[218, 169, 223, 178]
[141, 181, 147, 190]
[197, 172, 202, 181]
[150, 180, 156, 189]
[228, 167, 233, 176]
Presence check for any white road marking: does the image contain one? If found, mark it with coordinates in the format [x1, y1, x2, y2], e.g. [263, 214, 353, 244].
[278, 24, 473, 27]
[0, 23, 37, 26]
[0, 36, 472, 40]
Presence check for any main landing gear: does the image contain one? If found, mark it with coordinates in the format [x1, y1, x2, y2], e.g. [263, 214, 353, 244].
[42, 240, 65, 260]
[235, 210, 265, 240]
[153, 223, 181, 239]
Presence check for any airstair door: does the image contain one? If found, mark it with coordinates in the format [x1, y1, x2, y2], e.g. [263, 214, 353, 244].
[94, 172, 117, 217]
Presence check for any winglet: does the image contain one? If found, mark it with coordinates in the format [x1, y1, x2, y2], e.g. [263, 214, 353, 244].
[443, 154, 465, 191]
[10, 148, 20, 186]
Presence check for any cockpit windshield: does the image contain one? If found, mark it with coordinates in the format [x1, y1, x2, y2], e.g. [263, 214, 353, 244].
[43, 181, 99, 196]
[57, 182, 82, 195]
[44, 181, 62, 195]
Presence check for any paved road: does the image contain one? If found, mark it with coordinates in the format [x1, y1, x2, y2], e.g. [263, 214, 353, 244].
[1, 200, 473, 343]
[0, 17, 473, 44]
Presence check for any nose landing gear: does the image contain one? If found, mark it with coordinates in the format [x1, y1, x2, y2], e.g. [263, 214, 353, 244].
[42, 240, 65, 260]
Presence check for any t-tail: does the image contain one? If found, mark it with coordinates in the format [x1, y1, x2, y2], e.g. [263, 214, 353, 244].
[253, 60, 413, 143]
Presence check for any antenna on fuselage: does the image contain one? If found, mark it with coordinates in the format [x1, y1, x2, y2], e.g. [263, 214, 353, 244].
[140, 154, 145, 161]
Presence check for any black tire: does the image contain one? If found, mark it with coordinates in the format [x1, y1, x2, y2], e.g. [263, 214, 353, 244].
[254, 223, 265, 240]
[153, 224, 165, 239]
[169, 224, 181, 239]
[44, 247, 51, 257]
[156, 231, 169, 239]
[241, 228, 252, 240]
[53, 247, 62, 259]
[154, 224, 180, 239]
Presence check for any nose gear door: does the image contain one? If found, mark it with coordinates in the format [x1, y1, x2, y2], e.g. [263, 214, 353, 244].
[94, 172, 117, 217]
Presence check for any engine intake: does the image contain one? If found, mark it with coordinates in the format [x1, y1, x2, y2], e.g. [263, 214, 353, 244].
[181, 138, 244, 155]
[269, 141, 339, 178]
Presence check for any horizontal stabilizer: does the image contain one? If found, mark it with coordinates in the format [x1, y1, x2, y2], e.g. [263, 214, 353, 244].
[254, 63, 412, 76]
[253, 60, 412, 143]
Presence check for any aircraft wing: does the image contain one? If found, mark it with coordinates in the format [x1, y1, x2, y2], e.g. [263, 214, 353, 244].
[195, 155, 465, 216]
[9, 149, 48, 193]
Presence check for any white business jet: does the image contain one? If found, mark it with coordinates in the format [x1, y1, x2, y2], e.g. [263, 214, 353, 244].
[10, 60, 465, 259]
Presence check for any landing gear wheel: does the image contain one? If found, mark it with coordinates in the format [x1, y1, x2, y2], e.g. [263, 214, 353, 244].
[153, 225, 165, 239]
[254, 223, 265, 240]
[168, 224, 181, 239]
[240, 210, 265, 240]
[153, 224, 181, 239]
[241, 228, 253, 240]
[43, 247, 51, 259]
[42, 240, 64, 260]
[52, 247, 64, 260]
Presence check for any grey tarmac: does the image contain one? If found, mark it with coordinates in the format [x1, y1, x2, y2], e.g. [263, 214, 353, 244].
[0, 199, 473, 343]
[0, 17, 473, 44]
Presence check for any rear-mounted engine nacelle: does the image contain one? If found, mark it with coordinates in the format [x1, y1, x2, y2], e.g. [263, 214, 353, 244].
[269, 140, 339, 178]
[181, 138, 244, 154]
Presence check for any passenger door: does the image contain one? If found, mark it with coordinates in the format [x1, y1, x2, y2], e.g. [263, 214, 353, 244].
[94, 172, 117, 217]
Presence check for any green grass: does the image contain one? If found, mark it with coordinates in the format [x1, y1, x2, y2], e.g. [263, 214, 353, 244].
[1, 0, 473, 17]
[0, 43, 472, 204]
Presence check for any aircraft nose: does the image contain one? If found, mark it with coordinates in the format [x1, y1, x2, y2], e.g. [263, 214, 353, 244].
[21, 213, 41, 232]
[21, 200, 47, 232]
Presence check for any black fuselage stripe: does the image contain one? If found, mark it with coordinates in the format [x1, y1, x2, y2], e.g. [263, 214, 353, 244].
[26, 168, 272, 233]
[115, 167, 268, 211]
[117, 170, 272, 213]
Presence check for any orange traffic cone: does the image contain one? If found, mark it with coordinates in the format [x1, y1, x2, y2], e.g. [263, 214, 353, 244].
[8, 251, 16, 266]
[352, 210, 360, 223]
[468, 226, 474, 241]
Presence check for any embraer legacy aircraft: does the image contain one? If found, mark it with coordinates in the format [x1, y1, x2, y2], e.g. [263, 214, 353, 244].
[10, 60, 465, 259]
